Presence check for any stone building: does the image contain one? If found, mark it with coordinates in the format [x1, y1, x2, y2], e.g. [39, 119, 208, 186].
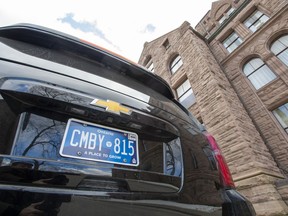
[138, 0, 288, 215]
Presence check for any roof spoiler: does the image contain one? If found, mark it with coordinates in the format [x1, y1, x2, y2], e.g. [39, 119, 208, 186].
[0, 23, 175, 99]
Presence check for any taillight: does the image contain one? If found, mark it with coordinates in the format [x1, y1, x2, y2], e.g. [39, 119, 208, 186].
[204, 132, 235, 188]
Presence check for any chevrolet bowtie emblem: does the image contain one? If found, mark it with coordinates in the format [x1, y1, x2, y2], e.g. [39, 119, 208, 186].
[90, 99, 132, 115]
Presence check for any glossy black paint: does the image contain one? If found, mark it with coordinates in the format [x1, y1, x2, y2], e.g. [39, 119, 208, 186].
[0, 24, 256, 215]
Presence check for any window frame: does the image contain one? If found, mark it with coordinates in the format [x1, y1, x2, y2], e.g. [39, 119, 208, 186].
[222, 32, 243, 53]
[218, 16, 226, 25]
[271, 35, 288, 67]
[242, 58, 277, 90]
[170, 55, 183, 74]
[272, 103, 288, 134]
[147, 62, 155, 73]
[163, 39, 171, 50]
[243, 10, 269, 33]
[145, 57, 155, 73]
[218, 7, 235, 25]
[175, 79, 195, 108]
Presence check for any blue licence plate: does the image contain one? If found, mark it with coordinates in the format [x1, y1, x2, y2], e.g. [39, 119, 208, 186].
[60, 119, 139, 166]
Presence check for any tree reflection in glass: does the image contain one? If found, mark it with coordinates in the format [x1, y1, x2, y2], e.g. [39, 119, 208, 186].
[12, 113, 65, 160]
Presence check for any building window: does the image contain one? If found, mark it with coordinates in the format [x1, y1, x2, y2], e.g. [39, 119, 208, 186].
[218, 7, 235, 25]
[223, 32, 243, 53]
[243, 58, 277, 90]
[147, 62, 154, 73]
[145, 57, 155, 73]
[271, 35, 288, 66]
[176, 79, 196, 108]
[243, 10, 269, 32]
[163, 39, 171, 50]
[170, 55, 183, 74]
[272, 103, 288, 133]
[219, 16, 227, 25]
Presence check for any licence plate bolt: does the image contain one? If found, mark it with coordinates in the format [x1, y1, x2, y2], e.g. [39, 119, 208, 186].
[77, 151, 82, 156]
[83, 124, 87, 127]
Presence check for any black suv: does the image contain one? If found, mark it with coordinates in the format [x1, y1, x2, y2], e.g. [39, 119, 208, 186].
[0, 24, 255, 215]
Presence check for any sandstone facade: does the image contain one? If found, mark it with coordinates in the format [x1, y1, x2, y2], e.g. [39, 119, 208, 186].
[138, 0, 288, 215]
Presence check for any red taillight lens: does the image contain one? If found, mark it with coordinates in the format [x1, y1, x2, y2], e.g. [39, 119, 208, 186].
[204, 132, 235, 188]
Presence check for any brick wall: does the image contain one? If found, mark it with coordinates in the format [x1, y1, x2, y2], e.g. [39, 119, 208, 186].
[218, 2, 288, 173]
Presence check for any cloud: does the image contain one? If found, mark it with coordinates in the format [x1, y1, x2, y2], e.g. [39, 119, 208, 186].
[140, 24, 156, 34]
[57, 13, 119, 49]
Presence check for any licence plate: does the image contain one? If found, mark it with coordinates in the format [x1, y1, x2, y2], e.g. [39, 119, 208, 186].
[60, 119, 139, 166]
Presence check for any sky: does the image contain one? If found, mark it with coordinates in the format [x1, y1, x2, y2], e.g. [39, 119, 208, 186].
[0, 0, 215, 62]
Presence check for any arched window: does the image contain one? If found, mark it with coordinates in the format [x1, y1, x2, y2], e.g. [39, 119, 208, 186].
[243, 58, 276, 90]
[170, 55, 183, 74]
[271, 35, 288, 66]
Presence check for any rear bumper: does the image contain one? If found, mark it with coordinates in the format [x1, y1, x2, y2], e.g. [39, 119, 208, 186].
[223, 189, 256, 216]
[0, 185, 255, 216]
